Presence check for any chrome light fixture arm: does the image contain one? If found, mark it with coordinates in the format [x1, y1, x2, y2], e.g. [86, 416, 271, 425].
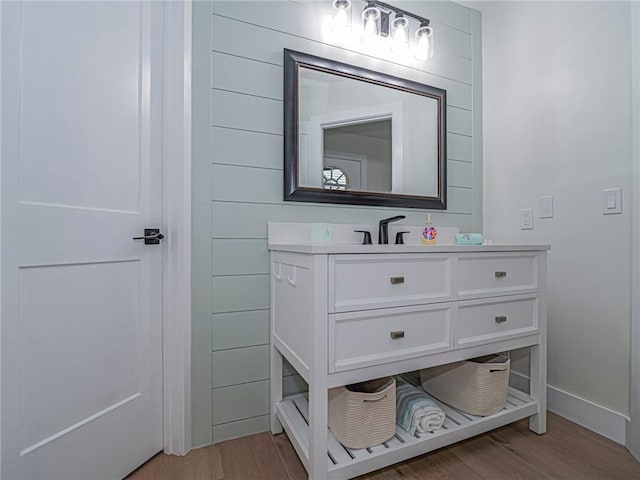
[361, 0, 431, 32]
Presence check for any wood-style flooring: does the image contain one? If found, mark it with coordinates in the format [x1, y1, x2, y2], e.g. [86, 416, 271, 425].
[127, 413, 640, 480]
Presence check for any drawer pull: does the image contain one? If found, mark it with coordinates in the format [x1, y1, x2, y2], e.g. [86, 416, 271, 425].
[390, 330, 405, 339]
[495, 271, 507, 278]
[495, 316, 507, 323]
[390, 276, 405, 285]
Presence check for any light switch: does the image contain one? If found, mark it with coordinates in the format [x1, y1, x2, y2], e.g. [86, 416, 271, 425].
[520, 208, 534, 230]
[539, 196, 553, 219]
[603, 187, 622, 215]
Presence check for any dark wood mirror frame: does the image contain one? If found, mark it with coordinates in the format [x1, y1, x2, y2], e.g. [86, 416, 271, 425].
[283, 48, 447, 210]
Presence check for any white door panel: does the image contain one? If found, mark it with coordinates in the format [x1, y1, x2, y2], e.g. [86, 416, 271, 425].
[19, 261, 141, 453]
[2, 2, 163, 479]
[17, 1, 143, 212]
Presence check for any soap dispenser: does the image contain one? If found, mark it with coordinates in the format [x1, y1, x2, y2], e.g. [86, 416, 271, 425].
[421, 213, 437, 245]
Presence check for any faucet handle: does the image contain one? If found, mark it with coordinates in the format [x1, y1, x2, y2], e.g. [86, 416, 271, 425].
[354, 230, 373, 245]
[395, 231, 410, 245]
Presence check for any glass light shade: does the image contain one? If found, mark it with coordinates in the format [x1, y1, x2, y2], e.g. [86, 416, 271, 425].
[415, 24, 434, 60]
[391, 14, 409, 53]
[332, 0, 351, 42]
[361, 3, 380, 38]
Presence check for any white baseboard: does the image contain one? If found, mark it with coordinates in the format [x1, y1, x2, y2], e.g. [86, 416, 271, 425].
[510, 371, 629, 445]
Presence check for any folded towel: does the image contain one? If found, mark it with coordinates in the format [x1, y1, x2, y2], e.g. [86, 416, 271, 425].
[395, 377, 446, 435]
[455, 233, 484, 245]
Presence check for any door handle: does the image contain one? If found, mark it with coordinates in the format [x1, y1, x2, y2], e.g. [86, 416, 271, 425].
[133, 228, 165, 245]
[495, 316, 507, 323]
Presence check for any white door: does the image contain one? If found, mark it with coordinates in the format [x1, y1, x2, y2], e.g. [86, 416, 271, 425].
[1, 2, 164, 479]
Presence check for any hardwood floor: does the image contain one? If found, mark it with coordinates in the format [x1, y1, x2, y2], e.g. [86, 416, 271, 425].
[127, 413, 640, 480]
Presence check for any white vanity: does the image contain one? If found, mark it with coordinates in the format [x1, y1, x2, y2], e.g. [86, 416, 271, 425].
[269, 223, 548, 480]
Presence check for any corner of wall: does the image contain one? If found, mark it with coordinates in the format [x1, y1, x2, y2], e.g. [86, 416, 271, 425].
[190, 0, 214, 448]
[470, 8, 483, 233]
[627, 0, 640, 460]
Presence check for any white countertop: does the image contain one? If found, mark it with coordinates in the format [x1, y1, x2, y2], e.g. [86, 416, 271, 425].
[268, 243, 551, 254]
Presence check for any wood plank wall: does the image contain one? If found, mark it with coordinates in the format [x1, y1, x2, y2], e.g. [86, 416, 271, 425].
[192, 0, 482, 446]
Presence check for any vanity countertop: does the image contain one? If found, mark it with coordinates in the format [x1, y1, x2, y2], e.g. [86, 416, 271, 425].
[268, 243, 551, 254]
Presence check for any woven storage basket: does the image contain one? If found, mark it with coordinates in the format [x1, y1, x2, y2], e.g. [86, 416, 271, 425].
[328, 377, 396, 449]
[420, 355, 510, 416]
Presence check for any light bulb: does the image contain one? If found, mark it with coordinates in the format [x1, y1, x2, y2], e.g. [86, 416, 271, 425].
[415, 22, 433, 61]
[362, 3, 380, 39]
[391, 14, 409, 53]
[364, 15, 377, 36]
[332, 0, 351, 42]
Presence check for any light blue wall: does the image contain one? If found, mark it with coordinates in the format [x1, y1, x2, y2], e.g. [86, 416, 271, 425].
[192, 0, 483, 446]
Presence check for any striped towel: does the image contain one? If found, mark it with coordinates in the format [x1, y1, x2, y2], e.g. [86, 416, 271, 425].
[395, 377, 446, 435]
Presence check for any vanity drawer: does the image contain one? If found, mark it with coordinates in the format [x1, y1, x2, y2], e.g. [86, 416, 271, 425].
[457, 253, 538, 299]
[457, 294, 538, 348]
[329, 304, 453, 372]
[329, 254, 452, 313]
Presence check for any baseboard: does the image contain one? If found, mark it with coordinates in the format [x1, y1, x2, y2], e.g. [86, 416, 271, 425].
[510, 371, 629, 445]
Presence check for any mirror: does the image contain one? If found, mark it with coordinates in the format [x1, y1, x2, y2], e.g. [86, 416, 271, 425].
[284, 49, 447, 210]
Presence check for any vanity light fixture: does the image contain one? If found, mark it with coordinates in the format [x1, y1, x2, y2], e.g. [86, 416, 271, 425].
[330, 0, 434, 61]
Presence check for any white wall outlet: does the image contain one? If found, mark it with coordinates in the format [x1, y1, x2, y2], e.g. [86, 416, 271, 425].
[538, 196, 553, 218]
[520, 208, 534, 230]
[602, 187, 622, 214]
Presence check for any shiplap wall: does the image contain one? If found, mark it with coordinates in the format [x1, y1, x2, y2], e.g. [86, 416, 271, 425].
[192, 0, 483, 446]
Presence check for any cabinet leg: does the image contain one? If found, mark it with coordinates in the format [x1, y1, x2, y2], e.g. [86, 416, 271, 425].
[308, 382, 329, 480]
[270, 345, 283, 435]
[529, 342, 547, 434]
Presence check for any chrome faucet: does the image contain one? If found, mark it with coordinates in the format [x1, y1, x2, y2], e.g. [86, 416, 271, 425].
[378, 215, 406, 244]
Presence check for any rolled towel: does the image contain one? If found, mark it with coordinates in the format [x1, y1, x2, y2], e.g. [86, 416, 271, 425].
[455, 233, 484, 245]
[395, 377, 446, 435]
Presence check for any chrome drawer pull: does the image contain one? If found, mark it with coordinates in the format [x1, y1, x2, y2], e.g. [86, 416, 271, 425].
[390, 330, 405, 339]
[495, 271, 507, 278]
[495, 316, 507, 323]
[390, 276, 405, 285]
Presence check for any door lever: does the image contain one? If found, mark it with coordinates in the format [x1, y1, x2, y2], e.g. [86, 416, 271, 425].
[133, 228, 165, 245]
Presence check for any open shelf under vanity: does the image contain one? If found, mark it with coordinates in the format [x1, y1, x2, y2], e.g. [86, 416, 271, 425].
[277, 388, 538, 480]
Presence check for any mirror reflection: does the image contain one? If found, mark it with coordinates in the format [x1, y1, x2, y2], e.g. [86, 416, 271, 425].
[298, 65, 439, 197]
[323, 119, 391, 191]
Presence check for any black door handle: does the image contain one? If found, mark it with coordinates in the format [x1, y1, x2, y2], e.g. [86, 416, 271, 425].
[133, 228, 165, 245]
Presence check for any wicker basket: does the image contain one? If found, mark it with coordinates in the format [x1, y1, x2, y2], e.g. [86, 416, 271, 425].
[420, 355, 510, 416]
[328, 377, 396, 449]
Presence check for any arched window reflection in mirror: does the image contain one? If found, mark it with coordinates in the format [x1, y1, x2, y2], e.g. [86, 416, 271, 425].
[322, 166, 350, 190]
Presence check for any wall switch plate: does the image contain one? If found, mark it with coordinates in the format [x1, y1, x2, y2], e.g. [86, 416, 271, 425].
[539, 196, 553, 218]
[520, 208, 534, 230]
[603, 187, 622, 214]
